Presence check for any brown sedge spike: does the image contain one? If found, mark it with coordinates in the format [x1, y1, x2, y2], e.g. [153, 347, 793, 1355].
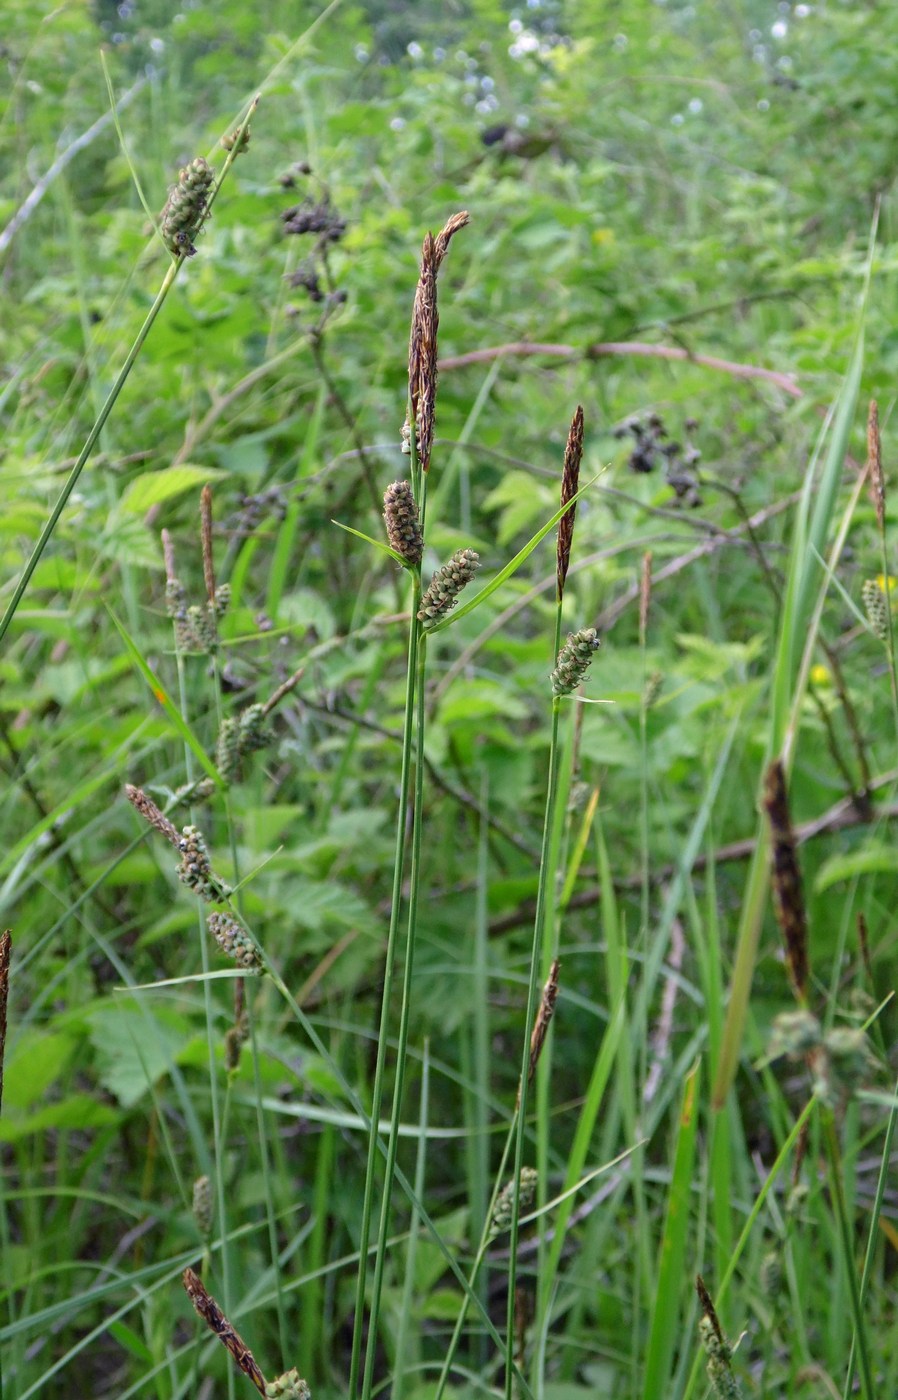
[182, 1267, 267, 1395]
[517, 957, 560, 1107]
[867, 399, 885, 532]
[406, 211, 469, 471]
[762, 760, 810, 1003]
[0, 929, 10, 1116]
[556, 405, 584, 602]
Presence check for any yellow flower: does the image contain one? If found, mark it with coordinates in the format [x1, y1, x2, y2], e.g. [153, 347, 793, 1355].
[810, 664, 831, 686]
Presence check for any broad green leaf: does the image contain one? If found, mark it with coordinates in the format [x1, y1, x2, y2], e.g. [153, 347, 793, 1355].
[120, 464, 227, 513]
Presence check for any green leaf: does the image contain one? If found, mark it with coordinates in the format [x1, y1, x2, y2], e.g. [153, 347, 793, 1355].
[814, 845, 898, 893]
[88, 1005, 191, 1108]
[120, 464, 227, 513]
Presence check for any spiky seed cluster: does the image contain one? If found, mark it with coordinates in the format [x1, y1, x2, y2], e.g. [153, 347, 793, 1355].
[384, 481, 424, 566]
[192, 1175, 213, 1240]
[125, 784, 180, 848]
[867, 399, 886, 532]
[862, 578, 889, 640]
[177, 825, 229, 901]
[208, 913, 261, 970]
[160, 157, 215, 258]
[551, 628, 600, 696]
[417, 549, 479, 623]
[216, 705, 275, 783]
[225, 1011, 249, 1072]
[221, 123, 251, 154]
[490, 1167, 539, 1236]
[556, 405, 584, 601]
[265, 1371, 311, 1400]
[405, 211, 469, 470]
[762, 760, 809, 1002]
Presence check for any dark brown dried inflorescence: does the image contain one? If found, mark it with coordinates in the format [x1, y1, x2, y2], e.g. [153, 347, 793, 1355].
[406, 211, 469, 471]
[551, 628, 600, 696]
[384, 480, 424, 566]
[0, 928, 10, 1116]
[763, 760, 809, 1003]
[556, 406, 584, 601]
[182, 1267, 267, 1395]
[517, 958, 560, 1107]
[417, 548, 479, 624]
[160, 157, 215, 258]
[125, 784, 180, 848]
[867, 399, 886, 532]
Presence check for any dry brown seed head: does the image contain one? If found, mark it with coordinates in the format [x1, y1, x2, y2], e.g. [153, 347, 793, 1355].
[125, 784, 181, 848]
[867, 399, 885, 532]
[556, 405, 584, 601]
[182, 1268, 267, 1394]
[762, 760, 809, 1002]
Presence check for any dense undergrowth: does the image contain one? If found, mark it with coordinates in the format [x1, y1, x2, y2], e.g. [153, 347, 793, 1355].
[2, 2, 898, 1397]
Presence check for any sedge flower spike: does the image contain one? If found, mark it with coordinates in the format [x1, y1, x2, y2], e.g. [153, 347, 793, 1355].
[551, 627, 600, 695]
[418, 548, 479, 623]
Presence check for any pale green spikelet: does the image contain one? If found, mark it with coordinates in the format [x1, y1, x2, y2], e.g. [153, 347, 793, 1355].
[418, 548, 479, 623]
[185, 602, 219, 654]
[698, 1316, 742, 1399]
[384, 480, 424, 566]
[862, 578, 889, 640]
[192, 1174, 213, 1241]
[759, 1248, 784, 1300]
[490, 1166, 538, 1236]
[160, 156, 215, 258]
[216, 716, 241, 783]
[265, 1370, 311, 1400]
[767, 1009, 822, 1060]
[213, 582, 231, 618]
[813, 1026, 875, 1108]
[238, 702, 274, 755]
[208, 912, 262, 970]
[551, 627, 600, 696]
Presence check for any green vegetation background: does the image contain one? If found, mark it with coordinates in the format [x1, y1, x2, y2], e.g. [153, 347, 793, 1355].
[2, 1, 897, 1396]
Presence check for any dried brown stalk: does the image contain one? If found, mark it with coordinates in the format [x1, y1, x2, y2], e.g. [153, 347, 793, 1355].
[763, 760, 810, 1003]
[867, 399, 885, 532]
[556, 405, 584, 601]
[407, 211, 469, 471]
[517, 958, 560, 1107]
[182, 1267, 267, 1395]
[639, 550, 652, 642]
[125, 784, 180, 848]
[201, 485, 216, 602]
[0, 929, 10, 1116]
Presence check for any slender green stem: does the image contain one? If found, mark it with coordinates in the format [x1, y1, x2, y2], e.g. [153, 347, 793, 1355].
[505, 691, 564, 1400]
[361, 626, 428, 1400]
[822, 1112, 875, 1400]
[348, 562, 423, 1400]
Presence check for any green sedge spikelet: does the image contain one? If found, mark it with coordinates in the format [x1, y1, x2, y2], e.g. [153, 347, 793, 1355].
[208, 912, 262, 970]
[418, 548, 479, 623]
[192, 1175, 213, 1241]
[265, 1372, 311, 1400]
[862, 578, 889, 640]
[551, 627, 600, 696]
[490, 1167, 538, 1236]
[160, 156, 215, 258]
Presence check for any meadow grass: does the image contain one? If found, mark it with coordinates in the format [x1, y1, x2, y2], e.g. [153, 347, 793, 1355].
[2, 9, 898, 1399]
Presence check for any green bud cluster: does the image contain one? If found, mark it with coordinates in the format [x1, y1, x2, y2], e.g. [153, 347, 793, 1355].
[265, 1370, 311, 1400]
[862, 578, 889, 640]
[418, 549, 480, 623]
[160, 156, 215, 257]
[177, 825, 229, 901]
[192, 1175, 213, 1241]
[216, 704, 275, 783]
[208, 912, 261, 970]
[698, 1316, 741, 1399]
[551, 627, 600, 696]
[490, 1166, 538, 1236]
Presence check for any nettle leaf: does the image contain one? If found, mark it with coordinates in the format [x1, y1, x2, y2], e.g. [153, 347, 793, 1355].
[89, 1005, 192, 1108]
[120, 464, 227, 513]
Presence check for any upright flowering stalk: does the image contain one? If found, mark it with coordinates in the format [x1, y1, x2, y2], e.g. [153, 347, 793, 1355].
[352, 213, 469, 1400]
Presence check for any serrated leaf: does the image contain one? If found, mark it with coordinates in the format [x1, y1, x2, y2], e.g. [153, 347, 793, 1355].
[89, 1006, 190, 1108]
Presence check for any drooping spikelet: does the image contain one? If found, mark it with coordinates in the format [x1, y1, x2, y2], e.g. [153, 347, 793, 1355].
[177, 825, 229, 902]
[762, 760, 809, 1002]
[550, 628, 600, 696]
[417, 548, 479, 623]
[160, 157, 216, 258]
[517, 958, 559, 1106]
[182, 1268, 267, 1395]
[208, 912, 262, 970]
[556, 406, 584, 602]
[125, 784, 181, 848]
[862, 578, 889, 640]
[405, 211, 469, 471]
[490, 1167, 539, 1236]
[384, 480, 424, 566]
